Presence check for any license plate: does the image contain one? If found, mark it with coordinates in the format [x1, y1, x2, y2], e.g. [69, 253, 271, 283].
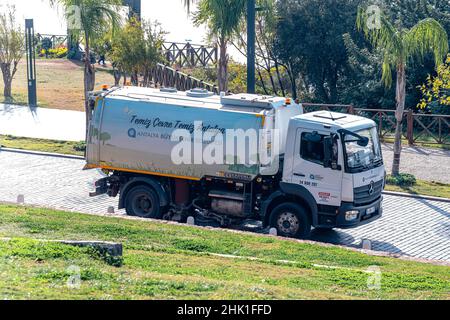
[367, 207, 376, 215]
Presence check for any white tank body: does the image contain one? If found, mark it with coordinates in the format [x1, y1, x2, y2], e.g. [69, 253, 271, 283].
[86, 87, 303, 181]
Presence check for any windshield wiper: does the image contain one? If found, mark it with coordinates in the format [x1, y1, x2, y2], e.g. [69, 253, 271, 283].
[350, 163, 371, 172]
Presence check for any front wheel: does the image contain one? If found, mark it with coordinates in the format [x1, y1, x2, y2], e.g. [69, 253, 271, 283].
[124, 185, 162, 219]
[270, 203, 311, 239]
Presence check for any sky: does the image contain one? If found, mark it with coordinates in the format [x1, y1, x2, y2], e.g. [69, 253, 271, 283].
[0, 0, 208, 43]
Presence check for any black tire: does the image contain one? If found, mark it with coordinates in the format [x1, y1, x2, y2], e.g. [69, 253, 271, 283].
[124, 185, 162, 219]
[270, 203, 311, 239]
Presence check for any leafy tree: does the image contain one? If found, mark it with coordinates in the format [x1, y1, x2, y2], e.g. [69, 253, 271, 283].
[385, 0, 450, 108]
[341, 33, 395, 108]
[192, 0, 246, 92]
[418, 54, 450, 115]
[111, 17, 144, 86]
[0, 5, 25, 101]
[111, 18, 166, 87]
[141, 21, 167, 87]
[274, 0, 361, 103]
[49, 0, 122, 139]
[357, 5, 448, 176]
[233, 0, 293, 97]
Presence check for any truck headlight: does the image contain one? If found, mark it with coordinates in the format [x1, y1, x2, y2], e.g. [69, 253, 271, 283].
[345, 210, 359, 221]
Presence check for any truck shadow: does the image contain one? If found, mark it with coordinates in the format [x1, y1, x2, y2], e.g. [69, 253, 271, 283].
[310, 228, 405, 255]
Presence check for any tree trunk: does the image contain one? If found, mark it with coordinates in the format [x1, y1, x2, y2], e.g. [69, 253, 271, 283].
[113, 68, 122, 86]
[131, 70, 139, 86]
[286, 62, 297, 100]
[274, 59, 285, 97]
[1, 63, 12, 101]
[392, 63, 406, 176]
[218, 37, 228, 93]
[257, 68, 269, 95]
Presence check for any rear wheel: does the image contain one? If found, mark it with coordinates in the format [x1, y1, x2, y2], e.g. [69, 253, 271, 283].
[125, 185, 162, 219]
[270, 203, 311, 239]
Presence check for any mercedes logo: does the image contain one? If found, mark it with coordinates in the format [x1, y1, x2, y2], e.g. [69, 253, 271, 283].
[368, 181, 375, 195]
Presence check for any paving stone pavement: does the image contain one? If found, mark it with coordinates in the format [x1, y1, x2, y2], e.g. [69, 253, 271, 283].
[0, 149, 449, 262]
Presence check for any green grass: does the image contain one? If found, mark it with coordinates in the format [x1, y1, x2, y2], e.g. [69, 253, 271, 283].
[0, 59, 115, 111]
[385, 179, 450, 199]
[0, 135, 85, 157]
[0, 205, 448, 300]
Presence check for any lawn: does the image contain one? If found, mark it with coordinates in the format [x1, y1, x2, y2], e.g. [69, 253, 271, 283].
[0, 205, 449, 300]
[0, 59, 115, 111]
[0, 135, 85, 157]
[385, 180, 450, 199]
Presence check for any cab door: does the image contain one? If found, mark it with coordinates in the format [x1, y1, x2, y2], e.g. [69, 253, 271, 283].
[291, 128, 343, 207]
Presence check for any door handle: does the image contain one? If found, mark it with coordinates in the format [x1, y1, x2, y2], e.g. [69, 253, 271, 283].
[294, 173, 306, 177]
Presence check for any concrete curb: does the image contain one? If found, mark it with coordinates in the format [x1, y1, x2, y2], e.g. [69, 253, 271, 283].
[0, 147, 84, 161]
[383, 190, 450, 204]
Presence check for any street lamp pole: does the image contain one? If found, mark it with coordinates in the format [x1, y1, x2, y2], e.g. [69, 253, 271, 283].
[247, 0, 256, 94]
[25, 19, 37, 107]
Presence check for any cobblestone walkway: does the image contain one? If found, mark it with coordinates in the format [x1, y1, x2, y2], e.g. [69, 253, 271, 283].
[0, 149, 449, 262]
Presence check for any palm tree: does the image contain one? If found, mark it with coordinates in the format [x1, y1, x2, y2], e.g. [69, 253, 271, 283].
[357, 7, 448, 176]
[50, 0, 121, 139]
[184, 0, 246, 92]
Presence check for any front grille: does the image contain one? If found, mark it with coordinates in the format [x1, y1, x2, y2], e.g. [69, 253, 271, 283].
[354, 180, 383, 205]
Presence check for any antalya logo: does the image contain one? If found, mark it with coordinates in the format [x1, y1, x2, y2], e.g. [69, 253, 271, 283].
[128, 128, 137, 139]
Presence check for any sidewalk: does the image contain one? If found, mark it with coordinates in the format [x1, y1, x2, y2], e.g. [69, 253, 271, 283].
[382, 144, 450, 184]
[0, 103, 85, 142]
[1, 104, 449, 183]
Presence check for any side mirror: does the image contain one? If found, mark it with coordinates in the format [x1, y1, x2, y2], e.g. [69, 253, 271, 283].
[323, 134, 340, 170]
[358, 137, 369, 147]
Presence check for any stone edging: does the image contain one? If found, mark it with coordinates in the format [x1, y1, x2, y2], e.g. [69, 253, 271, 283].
[0, 147, 84, 161]
[383, 190, 450, 204]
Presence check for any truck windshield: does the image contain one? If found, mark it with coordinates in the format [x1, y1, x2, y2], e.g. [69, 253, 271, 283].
[343, 127, 382, 172]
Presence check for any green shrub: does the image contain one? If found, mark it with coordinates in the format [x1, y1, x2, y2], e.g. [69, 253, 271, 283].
[386, 173, 417, 187]
[73, 141, 86, 152]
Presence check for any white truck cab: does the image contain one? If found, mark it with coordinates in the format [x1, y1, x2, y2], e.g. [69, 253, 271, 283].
[279, 111, 385, 233]
[86, 87, 385, 238]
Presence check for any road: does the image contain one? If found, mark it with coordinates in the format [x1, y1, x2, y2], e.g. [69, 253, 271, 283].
[0, 149, 449, 262]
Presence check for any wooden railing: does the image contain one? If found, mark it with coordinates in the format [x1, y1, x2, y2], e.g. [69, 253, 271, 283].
[162, 42, 218, 68]
[302, 103, 450, 146]
[36, 34, 68, 49]
[145, 63, 219, 94]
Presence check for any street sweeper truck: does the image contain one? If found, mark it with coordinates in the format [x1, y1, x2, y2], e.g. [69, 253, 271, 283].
[85, 86, 385, 238]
